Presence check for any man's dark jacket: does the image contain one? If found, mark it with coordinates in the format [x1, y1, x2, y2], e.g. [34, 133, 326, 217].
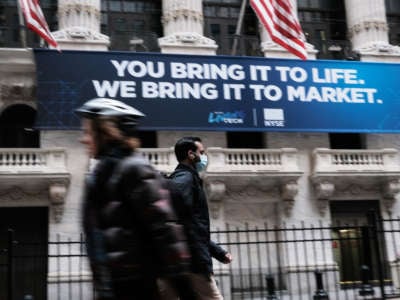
[82, 145, 190, 298]
[170, 163, 227, 275]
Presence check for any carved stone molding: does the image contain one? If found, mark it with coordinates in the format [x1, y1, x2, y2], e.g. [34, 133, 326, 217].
[357, 43, 400, 55]
[281, 181, 299, 216]
[52, 27, 109, 43]
[209, 202, 221, 219]
[281, 181, 299, 200]
[225, 185, 279, 202]
[283, 199, 295, 216]
[383, 180, 400, 213]
[0, 187, 46, 202]
[0, 181, 69, 223]
[314, 182, 335, 200]
[314, 181, 335, 215]
[261, 41, 317, 55]
[335, 183, 380, 197]
[348, 21, 388, 38]
[159, 33, 217, 47]
[0, 84, 36, 102]
[49, 180, 69, 223]
[205, 181, 226, 202]
[162, 10, 203, 24]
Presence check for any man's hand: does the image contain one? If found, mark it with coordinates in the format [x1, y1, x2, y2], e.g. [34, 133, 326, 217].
[223, 252, 233, 264]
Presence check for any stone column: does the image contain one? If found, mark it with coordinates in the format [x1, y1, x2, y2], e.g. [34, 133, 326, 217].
[159, 0, 217, 55]
[260, 0, 317, 59]
[345, 0, 400, 61]
[52, 0, 109, 50]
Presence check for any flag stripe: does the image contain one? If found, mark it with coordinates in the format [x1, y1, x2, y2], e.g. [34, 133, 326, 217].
[19, 0, 59, 50]
[250, 0, 307, 60]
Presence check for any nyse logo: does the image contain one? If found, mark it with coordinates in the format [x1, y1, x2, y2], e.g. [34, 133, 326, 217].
[208, 111, 245, 124]
[264, 108, 285, 127]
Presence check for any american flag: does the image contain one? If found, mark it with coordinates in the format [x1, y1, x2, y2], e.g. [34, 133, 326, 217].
[19, 0, 60, 50]
[250, 0, 307, 60]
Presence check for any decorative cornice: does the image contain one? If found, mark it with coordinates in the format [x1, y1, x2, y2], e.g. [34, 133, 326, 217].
[261, 41, 318, 54]
[159, 33, 217, 47]
[357, 43, 400, 56]
[0, 83, 36, 102]
[0, 186, 46, 202]
[162, 10, 203, 24]
[348, 21, 388, 38]
[59, 4, 99, 15]
[52, 27, 109, 43]
[0, 178, 70, 223]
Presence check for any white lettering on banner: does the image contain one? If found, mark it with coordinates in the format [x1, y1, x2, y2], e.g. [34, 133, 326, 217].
[111, 60, 165, 78]
[249, 65, 272, 81]
[249, 84, 283, 101]
[91, 59, 385, 105]
[92, 80, 137, 98]
[170, 62, 245, 80]
[287, 86, 378, 103]
[275, 66, 308, 83]
[312, 68, 358, 84]
[223, 84, 246, 100]
[142, 82, 218, 100]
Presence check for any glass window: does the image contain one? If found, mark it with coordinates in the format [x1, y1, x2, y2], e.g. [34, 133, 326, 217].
[210, 24, 221, 36]
[298, 0, 308, 8]
[229, 7, 239, 18]
[386, 0, 400, 13]
[204, 6, 216, 17]
[109, 1, 122, 12]
[218, 7, 229, 18]
[133, 20, 144, 32]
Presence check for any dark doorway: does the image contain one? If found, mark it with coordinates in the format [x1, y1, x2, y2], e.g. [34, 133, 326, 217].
[0, 207, 48, 300]
[137, 130, 157, 148]
[330, 200, 388, 285]
[0, 104, 40, 148]
[329, 133, 365, 149]
[227, 131, 265, 149]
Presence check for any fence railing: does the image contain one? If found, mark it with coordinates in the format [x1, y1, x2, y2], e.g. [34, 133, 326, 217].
[3, 217, 400, 299]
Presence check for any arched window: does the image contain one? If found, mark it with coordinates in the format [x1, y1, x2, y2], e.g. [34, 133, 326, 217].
[0, 104, 40, 148]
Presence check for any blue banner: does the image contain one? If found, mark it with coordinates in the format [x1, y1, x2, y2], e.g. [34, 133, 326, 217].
[34, 49, 400, 132]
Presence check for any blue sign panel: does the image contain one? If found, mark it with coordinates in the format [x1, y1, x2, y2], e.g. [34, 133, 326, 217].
[34, 49, 400, 132]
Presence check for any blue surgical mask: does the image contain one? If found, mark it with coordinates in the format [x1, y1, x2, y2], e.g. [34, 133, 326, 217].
[195, 154, 208, 172]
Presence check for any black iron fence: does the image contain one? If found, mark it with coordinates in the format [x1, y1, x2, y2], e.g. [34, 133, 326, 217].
[3, 215, 400, 299]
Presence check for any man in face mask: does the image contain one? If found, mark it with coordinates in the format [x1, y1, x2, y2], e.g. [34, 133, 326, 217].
[168, 137, 232, 300]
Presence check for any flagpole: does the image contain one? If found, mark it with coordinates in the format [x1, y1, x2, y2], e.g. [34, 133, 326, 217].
[16, 0, 27, 48]
[231, 0, 247, 56]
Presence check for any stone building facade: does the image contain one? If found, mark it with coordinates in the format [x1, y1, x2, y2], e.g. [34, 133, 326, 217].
[2, 0, 400, 298]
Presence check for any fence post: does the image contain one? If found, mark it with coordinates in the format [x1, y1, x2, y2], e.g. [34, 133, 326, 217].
[265, 275, 278, 300]
[359, 265, 374, 296]
[367, 211, 386, 299]
[7, 229, 14, 300]
[313, 270, 329, 299]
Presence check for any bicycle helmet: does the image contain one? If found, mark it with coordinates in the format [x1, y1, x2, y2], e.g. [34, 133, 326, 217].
[75, 98, 145, 136]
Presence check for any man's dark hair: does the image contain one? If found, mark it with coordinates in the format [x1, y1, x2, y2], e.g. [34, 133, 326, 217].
[174, 136, 202, 162]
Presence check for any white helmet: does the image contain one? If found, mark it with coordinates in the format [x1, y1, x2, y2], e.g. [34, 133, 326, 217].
[75, 98, 145, 136]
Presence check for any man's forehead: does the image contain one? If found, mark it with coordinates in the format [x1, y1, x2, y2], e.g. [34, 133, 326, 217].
[195, 141, 205, 151]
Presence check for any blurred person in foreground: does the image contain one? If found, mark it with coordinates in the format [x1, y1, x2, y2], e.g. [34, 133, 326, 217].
[76, 98, 190, 300]
[162, 137, 233, 300]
